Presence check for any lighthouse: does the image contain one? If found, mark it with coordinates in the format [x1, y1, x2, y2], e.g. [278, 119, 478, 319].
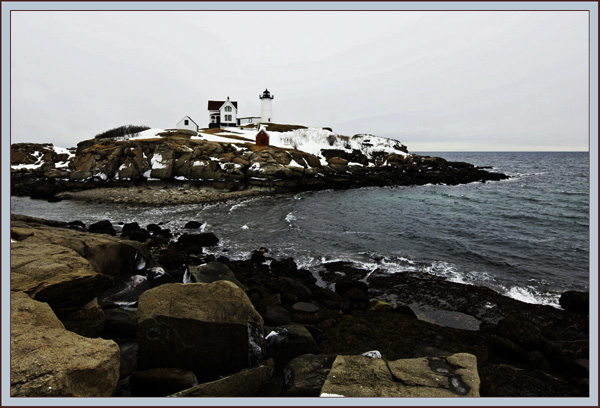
[259, 89, 274, 123]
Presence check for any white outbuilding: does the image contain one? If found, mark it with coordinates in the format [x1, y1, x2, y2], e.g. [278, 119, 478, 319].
[176, 116, 199, 132]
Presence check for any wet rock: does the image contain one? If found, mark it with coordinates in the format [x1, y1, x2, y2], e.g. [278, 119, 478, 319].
[158, 245, 185, 269]
[146, 223, 162, 233]
[118, 341, 140, 379]
[89, 220, 117, 236]
[283, 354, 336, 397]
[103, 308, 138, 338]
[60, 298, 105, 337]
[188, 261, 247, 290]
[177, 232, 219, 254]
[487, 335, 529, 363]
[292, 302, 319, 313]
[265, 324, 321, 373]
[29, 183, 61, 200]
[130, 368, 198, 397]
[320, 353, 480, 397]
[168, 362, 273, 397]
[184, 220, 203, 229]
[136, 282, 264, 382]
[270, 257, 298, 276]
[496, 315, 548, 350]
[121, 222, 141, 237]
[250, 248, 269, 263]
[262, 305, 292, 326]
[67, 220, 86, 230]
[266, 277, 312, 304]
[559, 290, 589, 315]
[98, 275, 151, 308]
[10, 292, 120, 397]
[128, 229, 151, 242]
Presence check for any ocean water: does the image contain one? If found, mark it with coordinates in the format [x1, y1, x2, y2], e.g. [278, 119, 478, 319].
[11, 152, 590, 307]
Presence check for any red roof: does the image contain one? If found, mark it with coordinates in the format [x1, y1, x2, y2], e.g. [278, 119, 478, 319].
[207, 100, 238, 110]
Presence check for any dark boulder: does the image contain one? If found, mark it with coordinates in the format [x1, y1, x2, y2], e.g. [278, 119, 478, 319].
[262, 305, 292, 326]
[177, 232, 219, 254]
[29, 183, 61, 200]
[559, 291, 589, 315]
[251, 248, 269, 263]
[496, 315, 548, 351]
[335, 277, 368, 295]
[146, 223, 162, 233]
[89, 220, 117, 236]
[184, 221, 203, 229]
[121, 222, 141, 237]
[103, 308, 138, 338]
[270, 258, 298, 276]
[265, 324, 321, 373]
[266, 277, 312, 304]
[283, 354, 336, 397]
[98, 274, 151, 308]
[128, 229, 151, 242]
[158, 245, 185, 269]
[67, 220, 86, 230]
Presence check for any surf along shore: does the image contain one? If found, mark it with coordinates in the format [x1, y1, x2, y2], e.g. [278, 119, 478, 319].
[9, 211, 589, 398]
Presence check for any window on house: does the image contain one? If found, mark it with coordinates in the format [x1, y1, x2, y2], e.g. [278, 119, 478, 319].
[225, 115, 232, 121]
[184, 120, 189, 125]
[225, 106, 232, 112]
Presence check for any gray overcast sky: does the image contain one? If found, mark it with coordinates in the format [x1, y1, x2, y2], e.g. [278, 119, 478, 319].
[10, 10, 589, 151]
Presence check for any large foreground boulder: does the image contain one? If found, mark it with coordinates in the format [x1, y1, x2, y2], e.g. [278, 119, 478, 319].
[136, 281, 264, 381]
[10, 292, 120, 397]
[10, 238, 113, 316]
[320, 353, 480, 397]
[11, 214, 150, 277]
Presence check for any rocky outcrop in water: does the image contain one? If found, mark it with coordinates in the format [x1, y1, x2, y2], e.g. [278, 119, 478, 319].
[10, 136, 509, 199]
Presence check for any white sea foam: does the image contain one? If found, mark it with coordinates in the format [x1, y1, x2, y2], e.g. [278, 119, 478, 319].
[285, 212, 296, 225]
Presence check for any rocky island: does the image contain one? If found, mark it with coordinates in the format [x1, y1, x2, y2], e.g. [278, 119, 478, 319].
[9, 124, 589, 399]
[10, 124, 508, 203]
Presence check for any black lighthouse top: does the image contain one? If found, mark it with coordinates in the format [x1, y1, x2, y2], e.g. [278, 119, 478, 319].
[260, 89, 274, 100]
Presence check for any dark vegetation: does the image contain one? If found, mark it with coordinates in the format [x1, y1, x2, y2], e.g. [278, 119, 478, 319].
[95, 125, 151, 140]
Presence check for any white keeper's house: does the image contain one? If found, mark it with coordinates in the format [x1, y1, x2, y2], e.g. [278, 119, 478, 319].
[207, 89, 275, 128]
[207, 97, 238, 129]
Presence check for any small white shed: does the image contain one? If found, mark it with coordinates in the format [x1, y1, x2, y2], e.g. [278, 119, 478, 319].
[176, 116, 199, 132]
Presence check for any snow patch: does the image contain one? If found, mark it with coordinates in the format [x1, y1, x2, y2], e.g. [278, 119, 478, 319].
[151, 153, 167, 169]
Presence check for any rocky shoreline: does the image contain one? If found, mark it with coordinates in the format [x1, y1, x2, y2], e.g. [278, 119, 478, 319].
[55, 184, 274, 206]
[10, 213, 589, 398]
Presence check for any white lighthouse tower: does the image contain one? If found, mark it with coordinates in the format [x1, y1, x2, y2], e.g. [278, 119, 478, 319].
[259, 89, 274, 123]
